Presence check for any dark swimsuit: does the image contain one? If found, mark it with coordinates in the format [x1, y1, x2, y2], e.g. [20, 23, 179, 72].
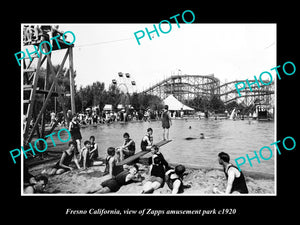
[104, 156, 123, 177]
[162, 111, 170, 129]
[101, 170, 130, 192]
[90, 142, 98, 159]
[166, 171, 184, 193]
[123, 139, 136, 158]
[54, 150, 74, 170]
[224, 164, 249, 194]
[70, 122, 82, 140]
[140, 134, 153, 151]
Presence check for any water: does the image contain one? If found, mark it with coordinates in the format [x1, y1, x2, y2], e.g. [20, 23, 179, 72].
[74, 119, 275, 175]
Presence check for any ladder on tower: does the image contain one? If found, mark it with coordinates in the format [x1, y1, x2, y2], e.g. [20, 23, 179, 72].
[23, 48, 44, 145]
[22, 31, 74, 147]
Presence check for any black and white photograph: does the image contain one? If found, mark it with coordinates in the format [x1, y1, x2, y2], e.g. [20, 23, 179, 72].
[3, 4, 298, 220]
[21, 23, 276, 196]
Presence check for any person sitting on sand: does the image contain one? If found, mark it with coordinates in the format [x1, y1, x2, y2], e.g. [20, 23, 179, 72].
[140, 128, 153, 151]
[213, 152, 248, 194]
[149, 145, 171, 171]
[142, 146, 170, 194]
[79, 140, 92, 169]
[142, 156, 166, 194]
[165, 164, 190, 194]
[104, 147, 124, 178]
[90, 165, 143, 194]
[89, 136, 98, 160]
[23, 175, 48, 194]
[42, 141, 81, 175]
[117, 132, 136, 161]
[79, 140, 103, 169]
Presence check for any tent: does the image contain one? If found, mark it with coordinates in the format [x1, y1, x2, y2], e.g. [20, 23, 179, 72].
[163, 95, 194, 111]
[103, 104, 112, 111]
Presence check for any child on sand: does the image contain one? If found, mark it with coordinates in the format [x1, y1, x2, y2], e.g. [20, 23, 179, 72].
[79, 140, 103, 169]
[89, 136, 98, 160]
[78, 140, 92, 169]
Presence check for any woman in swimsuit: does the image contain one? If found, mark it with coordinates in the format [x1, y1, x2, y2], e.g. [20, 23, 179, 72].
[42, 141, 80, 175]
[69, 115, 82, 154]
[142, 150, 170, 194]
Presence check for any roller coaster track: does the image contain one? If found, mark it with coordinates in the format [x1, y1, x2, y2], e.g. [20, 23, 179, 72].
[142, 74, 274, 107]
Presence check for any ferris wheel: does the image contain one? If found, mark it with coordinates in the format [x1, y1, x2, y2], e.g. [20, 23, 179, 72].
[112, 72, 137, 94]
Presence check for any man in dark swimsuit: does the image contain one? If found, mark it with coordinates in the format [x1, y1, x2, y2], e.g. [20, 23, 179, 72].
[215, 152, 249, 194]
[161, 105, 172, 140]
[104, 147, 124, 178]
[118, 132, 136, 160]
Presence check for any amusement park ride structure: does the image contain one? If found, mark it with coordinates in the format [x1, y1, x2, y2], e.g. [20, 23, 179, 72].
[22, 27, 75, 147]
[142, 73, 274, 109]
[112, 72, 137, 94]
[22, 25, 274, 147]
[112, 72, 137, 108]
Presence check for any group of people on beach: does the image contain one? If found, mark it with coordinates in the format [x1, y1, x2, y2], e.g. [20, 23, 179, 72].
[24, 104, 249, 195]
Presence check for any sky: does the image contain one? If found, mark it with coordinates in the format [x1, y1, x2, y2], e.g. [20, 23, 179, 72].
[37, 23, 276, 92]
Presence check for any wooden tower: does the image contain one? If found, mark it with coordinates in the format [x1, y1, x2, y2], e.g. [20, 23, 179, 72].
[22, 26, 76, 148]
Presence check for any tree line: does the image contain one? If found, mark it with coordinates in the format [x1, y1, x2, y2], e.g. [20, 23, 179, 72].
[28, 65, 251, 121]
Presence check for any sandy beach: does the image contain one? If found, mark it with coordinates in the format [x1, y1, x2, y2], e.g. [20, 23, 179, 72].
[27, 158, 274, 195]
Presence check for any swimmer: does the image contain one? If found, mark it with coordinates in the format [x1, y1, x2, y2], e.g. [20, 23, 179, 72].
[184, 133, 207, 140]
[200, 133, 205, 139]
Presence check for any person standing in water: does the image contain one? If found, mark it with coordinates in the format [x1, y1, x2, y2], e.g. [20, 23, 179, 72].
[161, 105, 172, 140]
